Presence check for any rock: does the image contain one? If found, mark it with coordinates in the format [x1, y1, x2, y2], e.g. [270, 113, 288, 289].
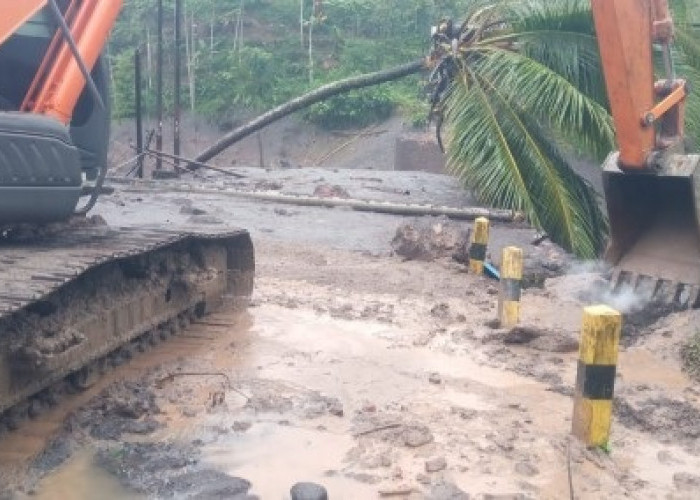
[484, 319, 501, 330]
[514, 462, 539, 477]
[255, 180, 283, 191]
[188, 215, 223, 225]
[179, 206, 207, 216]
[428, 372, 442, 385]
[232, 421, 252, 432]
[182, 407, 198, 418]
[425, 456, 447, 473]
[290, 482, 328, 500]
[657, 450, 683, 465]
[313, 184, 349, 198]
[427, 481, 470, 500]
[361, 401, 377, 413]
[392, 219, 470, 262]
[504, 326, 579, 353]
[673, 472, 700, 491]
[416, 473, 431, 485]
[403, 425, 434, 448]
[328, 399, 344, 417]
[504, 326, 542, 345]
[274, 208, 296, 216]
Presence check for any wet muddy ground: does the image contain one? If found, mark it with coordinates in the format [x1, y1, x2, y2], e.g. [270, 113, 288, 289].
[1, 168, 699, 499]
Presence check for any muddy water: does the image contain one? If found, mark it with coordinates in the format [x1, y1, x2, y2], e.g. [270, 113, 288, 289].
[15, 296, 700, 499]
[32, 451, 141, 500]
[204, 423, 376, 499]
[192, 306, 563, 498]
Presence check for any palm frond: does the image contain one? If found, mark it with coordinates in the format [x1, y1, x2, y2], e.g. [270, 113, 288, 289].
[443, 72, 537, 221]
[444, 64, 606, 257]
[472, 47, 615, 160]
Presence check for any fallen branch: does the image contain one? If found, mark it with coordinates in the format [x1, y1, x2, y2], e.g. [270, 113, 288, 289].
[115, 181, 518, 222]
[194, 59, 427, 165]
[352, 422, 403, 437]
[155, 371, 251, 401]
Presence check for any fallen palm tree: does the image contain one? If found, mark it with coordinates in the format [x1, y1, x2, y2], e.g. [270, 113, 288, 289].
[193, 59, 427, 165]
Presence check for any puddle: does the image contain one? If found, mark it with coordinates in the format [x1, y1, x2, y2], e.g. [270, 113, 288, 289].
[203, 422, 374, 499]
[619, 349, 690, 389]
[32, 451, 141, 500]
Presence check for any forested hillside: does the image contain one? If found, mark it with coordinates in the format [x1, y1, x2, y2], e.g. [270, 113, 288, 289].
[110, 0, 470, 127]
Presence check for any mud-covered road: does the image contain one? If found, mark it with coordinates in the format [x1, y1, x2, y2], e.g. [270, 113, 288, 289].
[1, 167, 699, 499]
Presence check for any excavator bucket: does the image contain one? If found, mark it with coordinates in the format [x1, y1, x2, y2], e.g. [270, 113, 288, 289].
[603, 153, 700, 308]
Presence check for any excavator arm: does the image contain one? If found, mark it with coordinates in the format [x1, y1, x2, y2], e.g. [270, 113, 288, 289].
[591, 0, 700, 306]
[592, 0, 688, 169]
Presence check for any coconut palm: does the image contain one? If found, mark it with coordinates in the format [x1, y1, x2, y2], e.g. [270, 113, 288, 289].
[429, 0, 699, 258]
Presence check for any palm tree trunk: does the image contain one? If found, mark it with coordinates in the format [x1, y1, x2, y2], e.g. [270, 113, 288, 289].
[193, 59, 426, 164]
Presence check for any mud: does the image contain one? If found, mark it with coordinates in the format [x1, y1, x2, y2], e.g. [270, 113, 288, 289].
[97, 443, 256, 499]
[2, 165, 700, 499]
[622, 301, 687, 345]
[66, 382, 162, 440]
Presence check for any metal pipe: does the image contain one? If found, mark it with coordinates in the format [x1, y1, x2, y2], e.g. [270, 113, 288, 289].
[135, 48, 144, 179]
[174, 0, 182, 167]
[156, 0, 164, 171]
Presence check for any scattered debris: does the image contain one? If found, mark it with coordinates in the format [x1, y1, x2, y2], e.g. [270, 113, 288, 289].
[403, 425, 434, 448]
[378, 485, 415, 497]
[313, 184, 350, 198]
[425, 456, 447, 473]
[255, 180, 284, 191]
[673, 472, 700, 492]
[179, 205, 207, 216]
[427, 481, 470, 500]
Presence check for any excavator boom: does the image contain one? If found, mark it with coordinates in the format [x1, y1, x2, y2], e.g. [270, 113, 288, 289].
[591, 0, 700, 306]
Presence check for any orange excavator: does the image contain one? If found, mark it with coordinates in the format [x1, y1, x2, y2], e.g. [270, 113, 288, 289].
[591, 0, 700, 306]
[0, 2, 254, 430]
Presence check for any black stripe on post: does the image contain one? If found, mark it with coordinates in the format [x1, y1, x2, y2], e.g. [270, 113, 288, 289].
[576, 360, 616, 400]
[469, 243, 487, 261]
[501, 278, 521, 301]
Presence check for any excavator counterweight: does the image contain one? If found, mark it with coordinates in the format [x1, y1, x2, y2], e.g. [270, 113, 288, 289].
[591, 0, 700, 306]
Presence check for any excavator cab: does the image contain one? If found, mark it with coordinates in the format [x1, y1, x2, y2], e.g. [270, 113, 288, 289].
[592, 0, 700, 306]
[0, 1, 120, 225]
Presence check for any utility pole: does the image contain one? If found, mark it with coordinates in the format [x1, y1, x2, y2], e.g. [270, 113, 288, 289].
[174, 0, 182, 167]
[156, 0, 163, 171]
[134, 49, 144, 178]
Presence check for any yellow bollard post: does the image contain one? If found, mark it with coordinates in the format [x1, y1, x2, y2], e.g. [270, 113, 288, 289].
[469, 217, 490, 275]
[498, 246, 523, 327]
[572, 305, 621, 448]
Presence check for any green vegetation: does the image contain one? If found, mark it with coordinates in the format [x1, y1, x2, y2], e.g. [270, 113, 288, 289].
[109, 0, 471, 124]
[681, 330, 700, 381]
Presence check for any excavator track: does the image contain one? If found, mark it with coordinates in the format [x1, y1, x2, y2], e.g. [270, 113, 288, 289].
[0, 224, 254, 432]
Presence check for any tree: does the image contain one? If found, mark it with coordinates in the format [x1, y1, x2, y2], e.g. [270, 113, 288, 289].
[429, 0, 699, 258]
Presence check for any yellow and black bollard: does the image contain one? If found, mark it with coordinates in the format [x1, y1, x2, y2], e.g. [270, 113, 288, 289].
[469, 217, 490, 275]
[572, 305, 621, 448]
[498, 246, 523, 327]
